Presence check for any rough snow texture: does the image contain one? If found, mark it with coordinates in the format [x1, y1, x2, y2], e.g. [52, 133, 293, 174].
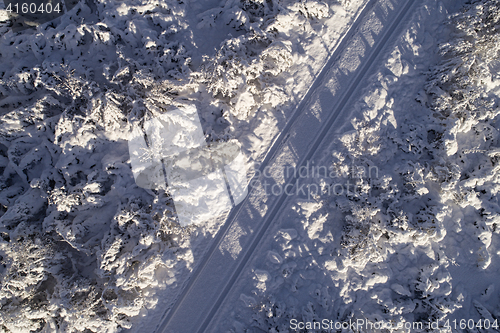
[0, 0, 365, 332]
[211, 0, 500, 332]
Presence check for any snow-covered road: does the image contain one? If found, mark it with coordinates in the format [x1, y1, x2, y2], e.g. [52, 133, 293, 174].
[154, 0, 418, 332]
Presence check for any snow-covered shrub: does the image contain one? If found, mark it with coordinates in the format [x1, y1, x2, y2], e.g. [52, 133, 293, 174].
[199, 0, 335, 120]
[202, 34, 293, 119]
[338, 0, 352, 8]
[250, 297, 298, 333]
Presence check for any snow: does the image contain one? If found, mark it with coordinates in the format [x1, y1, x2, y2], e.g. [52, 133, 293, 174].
[207, 0, 500, 332]
[0, 0, 370, 331]
[1, 0, 500, 332]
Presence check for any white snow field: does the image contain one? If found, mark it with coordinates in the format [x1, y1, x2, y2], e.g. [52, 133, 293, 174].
[1, 0, 500, 332]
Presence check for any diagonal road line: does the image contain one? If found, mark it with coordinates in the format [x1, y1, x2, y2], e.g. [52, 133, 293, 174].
[198, 0, 417, 331]
[152, 2, 380, 331]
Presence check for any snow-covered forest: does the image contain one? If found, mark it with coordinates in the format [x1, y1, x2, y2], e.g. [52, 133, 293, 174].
[0, 0, 359, 331]
[1, 0, 500, 332]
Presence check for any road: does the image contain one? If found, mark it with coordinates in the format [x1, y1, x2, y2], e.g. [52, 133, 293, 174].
[153, 0, 418, 331]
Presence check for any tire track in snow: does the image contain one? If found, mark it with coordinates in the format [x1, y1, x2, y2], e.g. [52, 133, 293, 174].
[154, 0, 416, 332]
[197, 0, 418, 331]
